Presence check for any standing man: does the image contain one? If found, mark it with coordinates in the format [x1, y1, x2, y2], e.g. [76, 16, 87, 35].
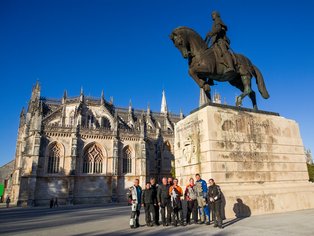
[184, 178, 198, 224]
[167, 177, 174, 224]
[150, 177, 160, 226]
[49, 198, 54, 208]
[54, 197, 59, 208]
[6, 195, 11, 208]
[205, 11, 235, 72]
[208, 178, 223, 229]
[195, 173, 210, 224]
[157, 177, 172, 226]
[141, 182, 157, 227]
[127, 178, 142, 228]
[169, 178, 185, 226]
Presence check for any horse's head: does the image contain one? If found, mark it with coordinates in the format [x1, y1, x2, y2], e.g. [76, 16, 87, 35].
[170, 28, 190, 59]
[170, 27, 207, 59]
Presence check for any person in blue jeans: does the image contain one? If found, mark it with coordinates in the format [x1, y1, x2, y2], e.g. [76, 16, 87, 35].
[195, 174, 210, 224]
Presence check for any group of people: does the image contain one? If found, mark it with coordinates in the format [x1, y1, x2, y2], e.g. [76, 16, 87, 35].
[127, 174, 223, 229]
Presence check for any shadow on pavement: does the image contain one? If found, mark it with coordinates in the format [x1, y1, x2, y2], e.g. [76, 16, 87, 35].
[73, 226, 229, 236]
[0, 204, 129, 235]
[222, 217, 246, 228]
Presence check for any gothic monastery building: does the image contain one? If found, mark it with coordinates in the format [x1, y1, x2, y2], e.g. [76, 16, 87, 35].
[11, 82, 182, 206]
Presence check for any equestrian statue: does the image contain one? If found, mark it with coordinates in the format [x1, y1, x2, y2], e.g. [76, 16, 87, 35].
[170, 11, 269, 110]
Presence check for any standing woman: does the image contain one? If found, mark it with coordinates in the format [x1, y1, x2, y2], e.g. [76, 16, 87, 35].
[184, 178, 198, 224]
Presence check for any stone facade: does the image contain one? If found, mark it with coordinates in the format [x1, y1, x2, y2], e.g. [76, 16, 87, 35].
[175, 103, 314, 218]
[11, 82, 181, 206]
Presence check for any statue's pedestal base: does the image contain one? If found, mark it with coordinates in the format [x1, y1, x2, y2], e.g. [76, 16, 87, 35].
[174, 104, 314, 218]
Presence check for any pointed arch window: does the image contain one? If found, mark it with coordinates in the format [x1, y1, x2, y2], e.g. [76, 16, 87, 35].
[83, 143, 104, 174]
[123, 146, 132, 174]
[47, 143, 61, 173]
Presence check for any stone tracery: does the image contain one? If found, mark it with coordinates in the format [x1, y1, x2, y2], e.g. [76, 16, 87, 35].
[83, 143, 104, 174]
[47, 142, 62, 173]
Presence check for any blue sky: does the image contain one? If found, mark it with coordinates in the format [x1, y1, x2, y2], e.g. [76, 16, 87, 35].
[0, 0, 313, 166]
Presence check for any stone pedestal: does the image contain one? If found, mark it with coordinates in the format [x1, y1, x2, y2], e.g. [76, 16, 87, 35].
[174, 104, 314, 218]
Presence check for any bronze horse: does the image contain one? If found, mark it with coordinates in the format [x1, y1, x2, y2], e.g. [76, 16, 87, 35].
[170, 26, 269, 110]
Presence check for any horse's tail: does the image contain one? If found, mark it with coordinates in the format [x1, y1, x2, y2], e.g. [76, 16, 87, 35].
[252, 65, 270, 99]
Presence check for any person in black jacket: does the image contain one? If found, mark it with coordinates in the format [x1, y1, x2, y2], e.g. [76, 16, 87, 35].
[208, 178, 223, 229]
[49, 198, 54, 208]
[157, 177, 172, 226]
[150, 177, 160, 226]
[142, 182, 157, 227]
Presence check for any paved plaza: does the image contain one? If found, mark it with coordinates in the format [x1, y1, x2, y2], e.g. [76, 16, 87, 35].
[0, 204, 313, 236]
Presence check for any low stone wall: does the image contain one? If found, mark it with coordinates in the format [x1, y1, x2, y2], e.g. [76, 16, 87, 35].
[16, 174, 145, 206]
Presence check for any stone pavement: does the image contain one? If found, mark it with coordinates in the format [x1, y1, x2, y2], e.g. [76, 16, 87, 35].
[0, 204, 313, 236]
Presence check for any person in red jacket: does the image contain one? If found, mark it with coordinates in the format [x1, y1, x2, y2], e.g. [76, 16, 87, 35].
[169, 179, 185, 226]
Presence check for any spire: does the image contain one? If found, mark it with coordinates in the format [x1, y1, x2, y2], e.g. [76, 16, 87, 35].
[62, 90, 67, 104]
[19, 107, 26, 127]
[180, 108, 184, 119]
[80, 87, 84, 102]
[101, 89, 105, 105]
[128, 99, 132, 112]
[160, 89, 168, 114]
[199, 88, 210, 107]
[28, 81, 41, 113]
[35, 80, 40, 90]
[31, 80, 41, 101]
[128, 99, 135, 128]
[140, 110, 145, 122]
[109, 96, 114, 105]
[147, 102, 151, 115]
[63, 90, 68, 99]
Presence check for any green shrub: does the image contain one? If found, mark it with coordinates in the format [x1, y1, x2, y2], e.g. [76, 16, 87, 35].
[307, 164, 314, 182]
